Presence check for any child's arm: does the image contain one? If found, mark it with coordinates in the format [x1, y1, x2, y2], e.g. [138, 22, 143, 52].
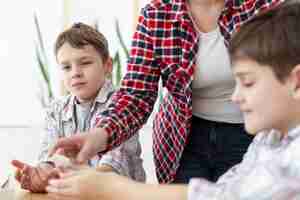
[47, 169, 188, 200]
[38, 101, 61, 162]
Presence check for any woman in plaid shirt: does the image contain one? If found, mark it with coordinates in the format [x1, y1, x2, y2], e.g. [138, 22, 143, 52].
[50, 0, 283, 184]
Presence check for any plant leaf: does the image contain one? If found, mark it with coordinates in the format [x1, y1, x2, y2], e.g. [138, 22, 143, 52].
[35, 43, 53, 99]
[115, 19, 129, 59]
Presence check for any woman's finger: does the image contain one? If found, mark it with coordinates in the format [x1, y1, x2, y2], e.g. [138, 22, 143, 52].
[48, 135, 83, 157]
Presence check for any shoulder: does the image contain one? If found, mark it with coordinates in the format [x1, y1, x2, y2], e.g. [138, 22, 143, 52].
[146, 0, 176, 10]
[45, 95, 72, 117]
[141, 0, 183, 19]
[285, 133, 300, 158]
[251, 131, 268, 144]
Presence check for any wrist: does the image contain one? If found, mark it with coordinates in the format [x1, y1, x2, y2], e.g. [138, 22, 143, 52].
[92, 127, 109, 153]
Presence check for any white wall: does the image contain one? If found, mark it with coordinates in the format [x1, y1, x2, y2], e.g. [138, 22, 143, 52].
[0, 0, 144, 125]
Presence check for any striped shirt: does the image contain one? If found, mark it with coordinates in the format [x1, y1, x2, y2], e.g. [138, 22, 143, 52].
[39, 80, 145, 182]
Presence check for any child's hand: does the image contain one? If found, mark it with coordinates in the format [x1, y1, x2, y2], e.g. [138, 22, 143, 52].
[12, 159, 31, 184]
[46, 169, 128, 200]
[11, 160, 60, 193]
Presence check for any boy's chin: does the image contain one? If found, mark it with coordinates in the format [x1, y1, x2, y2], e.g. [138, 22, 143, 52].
[245, 125, 263, 135]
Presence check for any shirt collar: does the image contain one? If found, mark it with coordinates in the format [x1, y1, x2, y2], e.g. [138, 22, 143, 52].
[286, 125, 300, 140]
[174, 0, 237, 23]
[94, 79, 114, 104]
[61, 79, 114, 122]
[173, 0, 191, 23]
[265, 125, 300, 145]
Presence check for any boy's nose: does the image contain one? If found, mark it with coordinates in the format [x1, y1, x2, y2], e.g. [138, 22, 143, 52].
[231, 86, 242, 105]
[71, 67, 83, 78]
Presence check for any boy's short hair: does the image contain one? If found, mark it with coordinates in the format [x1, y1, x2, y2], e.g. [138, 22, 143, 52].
[229, 0, 300, 82]
[55, 22, 109, 61]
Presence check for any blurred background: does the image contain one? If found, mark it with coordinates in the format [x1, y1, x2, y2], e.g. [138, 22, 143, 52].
[0, 0, 158, 185]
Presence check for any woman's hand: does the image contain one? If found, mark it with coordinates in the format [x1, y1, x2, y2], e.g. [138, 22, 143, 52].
[49, 128, 109, 164]
[12, 160, 60, 193]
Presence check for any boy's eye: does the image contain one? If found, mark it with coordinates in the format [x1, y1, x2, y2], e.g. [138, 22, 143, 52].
[62, 65, 71, 71]
[243, 82, 254, 87]
[81, 61, 92, 66]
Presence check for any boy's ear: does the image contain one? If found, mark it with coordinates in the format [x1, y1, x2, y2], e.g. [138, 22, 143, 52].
[291, 64, 300, 99]
[104, 57, 113, 75]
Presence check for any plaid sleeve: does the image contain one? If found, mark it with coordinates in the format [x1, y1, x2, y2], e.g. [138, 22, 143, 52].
[242, 0, 285, 13]
[97, 6, 161, 150]
[221, 0, 284, 42]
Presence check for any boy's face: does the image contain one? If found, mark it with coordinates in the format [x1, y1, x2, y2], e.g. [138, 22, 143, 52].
[57, 42, 112, 103]
[231, 59, 297, 135]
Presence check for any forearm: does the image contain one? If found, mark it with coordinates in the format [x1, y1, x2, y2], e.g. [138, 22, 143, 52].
[113, 179, 187, 200]
[96, 10, 159, 151]
[98, 91, 156, 151]
[130, 183, 188, 200]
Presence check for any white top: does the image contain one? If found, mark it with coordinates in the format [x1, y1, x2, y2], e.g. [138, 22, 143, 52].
[192, 28, 243, 123]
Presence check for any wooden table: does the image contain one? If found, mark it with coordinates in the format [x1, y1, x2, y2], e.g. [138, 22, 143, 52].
[0, 189, 54, 200]
[0, 176, 56, 200]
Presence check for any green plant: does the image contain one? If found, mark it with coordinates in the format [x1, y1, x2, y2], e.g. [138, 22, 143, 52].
[112, 19, 129, 87]
[34, 13, 54, 107]
[93, 19, 124, 87]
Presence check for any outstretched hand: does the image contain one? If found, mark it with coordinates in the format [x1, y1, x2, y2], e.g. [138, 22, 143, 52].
[11, 160, 60, 193]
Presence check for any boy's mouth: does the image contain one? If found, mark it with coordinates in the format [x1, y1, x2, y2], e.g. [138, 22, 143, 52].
[243, 110, 253, 116]
[72, 82, 86, 87]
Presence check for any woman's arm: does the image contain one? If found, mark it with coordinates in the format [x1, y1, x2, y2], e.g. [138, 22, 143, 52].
[96, 5, 160, 151]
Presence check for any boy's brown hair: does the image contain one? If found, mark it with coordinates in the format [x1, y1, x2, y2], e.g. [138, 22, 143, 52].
[229, 0, 300, 82]
[55, 22, 109, 62]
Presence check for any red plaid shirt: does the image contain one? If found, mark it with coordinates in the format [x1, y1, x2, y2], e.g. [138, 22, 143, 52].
[97, 0, 283, 183]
